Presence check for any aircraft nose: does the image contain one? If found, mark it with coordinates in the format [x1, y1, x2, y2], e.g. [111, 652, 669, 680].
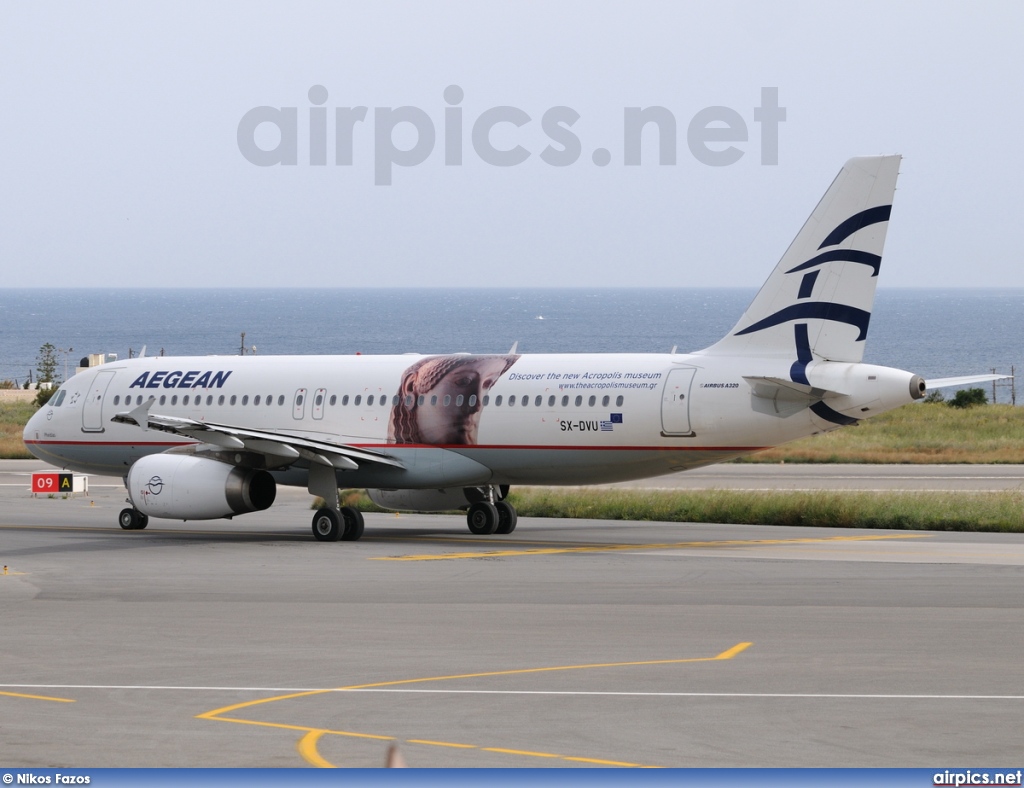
[22, 403, 52, 450]
[22, 408, 41, 453]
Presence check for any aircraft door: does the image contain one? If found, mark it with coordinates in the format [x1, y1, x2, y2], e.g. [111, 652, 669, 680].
[82, 370, 116, 432]
[661, 367, 696, 436]
[293, 388, 308, 420]
[312, 388, 327, 420]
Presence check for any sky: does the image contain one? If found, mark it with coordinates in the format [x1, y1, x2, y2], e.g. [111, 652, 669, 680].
[1, 1, 1022, 289]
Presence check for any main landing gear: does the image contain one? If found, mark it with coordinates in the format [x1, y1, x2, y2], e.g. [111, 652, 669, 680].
[466, 494, 518, 536]
[119, 508, 149, 530]
[311, 506, 365, 542]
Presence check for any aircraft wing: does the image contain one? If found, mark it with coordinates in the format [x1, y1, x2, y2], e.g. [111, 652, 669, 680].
[111, 399, 404, 470]
[925, 374, 1011, 389]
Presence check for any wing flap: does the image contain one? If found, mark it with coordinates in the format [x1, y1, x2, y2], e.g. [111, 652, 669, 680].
[111, 402, 403, 470]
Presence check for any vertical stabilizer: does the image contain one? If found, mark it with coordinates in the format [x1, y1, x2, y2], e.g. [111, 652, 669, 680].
[699, 155, 901, 362]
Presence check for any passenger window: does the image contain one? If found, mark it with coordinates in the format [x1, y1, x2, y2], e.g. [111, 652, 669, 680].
[207, 395, 213, 406]
[159, 395, 166, 406]
[469, 394, 477, 406]
[315, 393, 323, 406]
[391, 395, 398, 406]
[548, 395, 555, 407]
[218, 395, 225, 406]
[230, 395, 237, 406]
[183, 395, 189, 405]
[171, 395, 178, 405]
[279, 395, 285, 406]
[575, 395, 582, 406]
[616, 395, 624, 406]
[405, 394, 413, 407]
[354, 395, 362, 406]
[367, 395, 375, 406]
[482, 395, 489, 406]
[456, 394, 464, 406]
[430, 395, 437, 406]
[602, 395, 610, 407]
[495, 395, 502, 406]
[561, 395, 569, 406]
[509, 395, 516, 406]
[535, 395, 542, 406]
[417, 395, 425, 406]
[444, 394, 451, 406]
[241, 395, 247, 405]
[342, 395, 349, 406]
[329, 395, 336, 406]
[254, 395, 260, 405]
[112, 395, 119, 406]
[588, 395, 596, 407]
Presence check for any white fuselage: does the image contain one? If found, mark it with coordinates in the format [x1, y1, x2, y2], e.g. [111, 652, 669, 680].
[24, 351, 920, 490]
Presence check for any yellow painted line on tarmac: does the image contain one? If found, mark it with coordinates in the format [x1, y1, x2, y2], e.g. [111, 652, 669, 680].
[197, 641, 751, 768]
[0, 690, 75, 703]
[406, 738, 476, 749]
[373, 533, 932, 561]
[298, 730, 340, 768]
[482, 747, 561, 759]
[564, 755, 651, 766]
[714, 642, 751, 660]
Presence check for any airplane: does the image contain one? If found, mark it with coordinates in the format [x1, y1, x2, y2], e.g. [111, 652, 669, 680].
[22, 155, 1002, 542]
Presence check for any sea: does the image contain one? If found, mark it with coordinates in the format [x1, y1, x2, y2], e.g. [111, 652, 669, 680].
[0, 288, 1021, 401]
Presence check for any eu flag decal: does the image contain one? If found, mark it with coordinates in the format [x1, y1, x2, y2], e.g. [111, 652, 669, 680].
[600, 413, 623, 432]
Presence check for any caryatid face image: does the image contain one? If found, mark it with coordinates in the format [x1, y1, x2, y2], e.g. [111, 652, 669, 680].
[388, 354, 520, 445]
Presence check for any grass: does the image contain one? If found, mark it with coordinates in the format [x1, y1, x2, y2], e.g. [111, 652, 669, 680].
[737, 402, 1024, 464]
[325, 487, 1024, 532]
[508, 488, 1024, 532]
[0, 400, 36, 459]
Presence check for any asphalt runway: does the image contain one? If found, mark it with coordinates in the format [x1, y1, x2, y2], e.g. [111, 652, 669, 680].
[2, 461, 1024, 767]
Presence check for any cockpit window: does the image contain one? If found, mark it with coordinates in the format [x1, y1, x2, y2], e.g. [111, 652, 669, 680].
[52, 389, 67, 407]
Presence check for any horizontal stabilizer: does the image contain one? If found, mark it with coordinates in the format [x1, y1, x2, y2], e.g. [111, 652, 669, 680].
[926, 374, 1011, 390]
[744, 375, 848, 400]
[743, 375, 847, 418]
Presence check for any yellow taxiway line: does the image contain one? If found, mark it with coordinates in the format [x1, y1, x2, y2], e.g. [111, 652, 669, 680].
[372, 533, 931, 561]
[198, 641, 752, 768]
[0, 690, 75, 703]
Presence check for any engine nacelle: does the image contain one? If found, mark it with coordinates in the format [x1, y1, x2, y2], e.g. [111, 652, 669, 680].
[127, 454, 276, 520]
[367, 487, 507, 512]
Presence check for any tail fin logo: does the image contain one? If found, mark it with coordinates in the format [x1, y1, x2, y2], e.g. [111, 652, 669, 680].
[744, 204, 892, 426]
[736, 205, 892, 340]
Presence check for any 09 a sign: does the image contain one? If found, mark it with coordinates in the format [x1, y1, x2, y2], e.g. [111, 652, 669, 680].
[32, 472, 72, 494]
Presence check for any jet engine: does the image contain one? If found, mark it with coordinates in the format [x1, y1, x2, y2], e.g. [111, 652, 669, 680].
[126, 454, 276, 520]
[367, 486, 508, 512]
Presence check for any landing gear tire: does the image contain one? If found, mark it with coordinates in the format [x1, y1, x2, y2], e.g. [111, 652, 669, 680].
[495, 501, 518, 534]
[312, 508, 341, 542]
[340, 506, 365, 541]
[119, 508, 147, 530]
[467, 501, 499, 535]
